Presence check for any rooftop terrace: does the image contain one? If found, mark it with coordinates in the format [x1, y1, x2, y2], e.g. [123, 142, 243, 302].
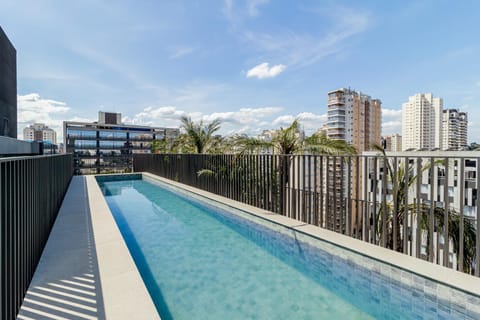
[3, 152, 480, 319]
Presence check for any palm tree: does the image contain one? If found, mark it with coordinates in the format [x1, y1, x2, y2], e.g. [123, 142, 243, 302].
[180, 116, 221, 154]
[303, 131, 357, 156]
[372, 144, 476, 272]
[231, 119, 357, 216]
[233, 119, 356, 156]
[271, 119, 303, 155]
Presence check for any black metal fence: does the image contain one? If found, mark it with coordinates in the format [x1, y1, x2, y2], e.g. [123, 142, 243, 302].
[134, 153, 480, 276]
[0, 154, 73, 320]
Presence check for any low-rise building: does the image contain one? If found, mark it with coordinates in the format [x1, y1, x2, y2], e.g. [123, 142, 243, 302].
[382, 134, 402, 152]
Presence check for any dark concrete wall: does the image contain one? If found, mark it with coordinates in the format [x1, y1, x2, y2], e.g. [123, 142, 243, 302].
[0, 26, 17, 138]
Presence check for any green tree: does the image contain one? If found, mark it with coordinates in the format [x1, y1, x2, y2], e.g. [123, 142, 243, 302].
[468, 142, 480, 150]
[179, 116, 222, 154]
[233, 119, 356, 156]
[231, 119, 356, 215]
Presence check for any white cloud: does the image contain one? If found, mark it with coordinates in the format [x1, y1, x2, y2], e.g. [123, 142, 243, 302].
[247, 0, 270, 17]
[272, 112, 327, 133]
[381, 108, 402, 135]
[224, 0, 270, 22]
[125, 106, 191, 127]
[382, 121, 402, 135]
[17, 93, 93, 143]
[126, 105, 283, 133]
[235, 5, 370, 68]
[203, 107, 282, 124]
[382, 108, 402, 118]
[127, 105, 326, 136]
[169, 47, 194, 59]
[246, 62, 286, 79]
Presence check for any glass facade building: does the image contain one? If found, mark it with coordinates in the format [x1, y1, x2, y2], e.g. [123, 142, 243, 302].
[64, 119, 179, 174]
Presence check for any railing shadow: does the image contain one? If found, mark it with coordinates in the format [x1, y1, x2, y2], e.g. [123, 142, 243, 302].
[17, 176, 106, 320]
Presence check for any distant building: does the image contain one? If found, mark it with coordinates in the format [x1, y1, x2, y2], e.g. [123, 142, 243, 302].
[316, 124, 329, 137]
[23, 123, 57, 144]
[383, 134, 402, 152]
[327, 88, 381, 151]
[257, 129, 277, 143]
[0, 26, 17, 139]
[326, 88, 382, 232]
[23, 123, 58, 154]
[442, 109, 468, 150]
[402, 93, 443, 151]
[64, 111, 179, 174]
[98, 111, 122, 125]
[254, 129, 277, 154]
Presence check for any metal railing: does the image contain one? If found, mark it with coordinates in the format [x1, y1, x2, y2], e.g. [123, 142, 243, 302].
[134, 153, 480, 276]
[0, 154, 73, 320]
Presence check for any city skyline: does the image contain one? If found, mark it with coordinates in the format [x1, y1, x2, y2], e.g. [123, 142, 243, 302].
[1, 1, 479, 142]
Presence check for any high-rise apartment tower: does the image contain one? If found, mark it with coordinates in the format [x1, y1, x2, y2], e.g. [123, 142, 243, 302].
[327, 88, 381, 151]
[325, 88, 381, 233]
[402, 93, 443, 151]
[442, 109, 468, 150]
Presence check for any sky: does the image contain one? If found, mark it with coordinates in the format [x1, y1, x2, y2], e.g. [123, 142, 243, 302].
[1, 0, 480, 142]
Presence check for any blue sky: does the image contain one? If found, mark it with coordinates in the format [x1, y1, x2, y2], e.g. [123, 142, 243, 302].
[1, 0, 480, 142]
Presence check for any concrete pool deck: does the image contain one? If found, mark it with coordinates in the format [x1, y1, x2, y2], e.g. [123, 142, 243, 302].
[17, 176, 159, 320]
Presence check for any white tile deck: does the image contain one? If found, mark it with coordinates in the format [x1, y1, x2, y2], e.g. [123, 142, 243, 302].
[17, 176, 159, 320]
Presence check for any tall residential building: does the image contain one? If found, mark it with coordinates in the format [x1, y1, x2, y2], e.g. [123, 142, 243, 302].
[64, 111, 179, 174]
[442, 109, 468, 150]
[327, 88, 382, 151]
[326, 88, 381, 232]
[402, 93, 443, 151]
[383, 134, 402, 152]
[0, 26, 17, 138]
[23, 123, 57, 144]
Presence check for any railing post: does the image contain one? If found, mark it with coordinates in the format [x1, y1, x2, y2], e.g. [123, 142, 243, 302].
[458, 158, 465, 272]
[476, 157, 480, 277]
[381, 155, 387, 248]
[415, 157, 422, 258]
[429, 157, 435, 263]
[404, 157, 410, 255]
[443, 158, 450, 267]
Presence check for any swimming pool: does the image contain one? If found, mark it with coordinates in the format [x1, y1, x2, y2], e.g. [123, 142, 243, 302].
[97, 174, 480, 319]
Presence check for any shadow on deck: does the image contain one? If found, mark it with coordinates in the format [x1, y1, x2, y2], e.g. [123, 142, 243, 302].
[17, 176, 106, 320]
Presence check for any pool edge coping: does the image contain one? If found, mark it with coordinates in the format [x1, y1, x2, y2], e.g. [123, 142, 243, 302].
[85, 175, 161, 319]
[139, 172, 480, 298]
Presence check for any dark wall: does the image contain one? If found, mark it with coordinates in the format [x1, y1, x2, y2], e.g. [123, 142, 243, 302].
[0, 26, 17, 138]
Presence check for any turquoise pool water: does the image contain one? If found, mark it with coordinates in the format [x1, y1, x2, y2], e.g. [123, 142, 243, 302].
[98, 177, 478, 320]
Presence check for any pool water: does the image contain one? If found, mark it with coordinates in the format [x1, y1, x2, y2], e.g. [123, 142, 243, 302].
[98, 177, 478, 320]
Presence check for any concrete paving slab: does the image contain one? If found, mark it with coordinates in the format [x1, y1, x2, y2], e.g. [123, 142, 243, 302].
[17, 176, 105, 320]
[17, 176, 159, 320]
